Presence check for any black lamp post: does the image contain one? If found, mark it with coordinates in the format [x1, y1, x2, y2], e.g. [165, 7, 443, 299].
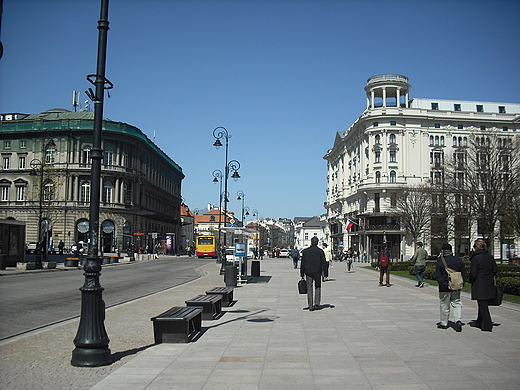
[252, 209, 259, 254]
[212, 169, 223, 263]
[71, 0, 113, 367]
[237, 190, 246, 226]
[212, 127, 240, 249]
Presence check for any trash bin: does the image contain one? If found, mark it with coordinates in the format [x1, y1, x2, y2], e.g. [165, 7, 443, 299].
[224, 265, 237, 287]
[251, 260, 260, 277]
[0, 254, 6, 270]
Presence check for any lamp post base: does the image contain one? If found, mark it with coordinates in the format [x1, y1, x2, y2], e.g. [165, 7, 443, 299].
[71, 347, 112, 367]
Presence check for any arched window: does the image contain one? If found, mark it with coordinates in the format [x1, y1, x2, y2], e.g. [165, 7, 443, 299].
[435, 136, 439, 146]
[389, 134, 396, 144]
[390, 170, 396, 183]
[103, 181, 113, 203]
[430, 136, 434, 145]
[452, 137, 457, 147]
[375, 171, 381, 183]
[80, 181, 91, 203]
[440, 136, 445, 146]
[375, 134, 381, 145]
[122, 151, 129, 167]
[104, 146, 113, 166]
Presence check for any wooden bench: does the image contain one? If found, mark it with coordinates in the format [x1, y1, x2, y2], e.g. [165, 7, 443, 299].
[185, 294, 222, 320]
[151, 306, 203, 343]
[205, 287, 234, 307]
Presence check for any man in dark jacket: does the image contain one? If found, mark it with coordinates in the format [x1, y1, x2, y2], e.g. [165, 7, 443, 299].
[468, 239, 498, 332]
[300, 236, 327, 311]
[435, 243, 467, 332]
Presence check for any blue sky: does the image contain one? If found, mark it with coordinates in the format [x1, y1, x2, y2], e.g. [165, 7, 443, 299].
[1, 0, 519, 221]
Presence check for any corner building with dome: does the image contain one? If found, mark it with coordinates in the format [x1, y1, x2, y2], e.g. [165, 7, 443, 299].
[324, 74, 520, 261]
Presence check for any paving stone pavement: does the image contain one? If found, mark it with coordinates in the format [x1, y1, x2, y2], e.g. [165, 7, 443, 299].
[2, 258, 520, 390]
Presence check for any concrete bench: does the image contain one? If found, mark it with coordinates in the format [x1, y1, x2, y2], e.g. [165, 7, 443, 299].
[185, 294, 222, 320]
[205, 287, 234, 307]
[151, 306, 203, 343]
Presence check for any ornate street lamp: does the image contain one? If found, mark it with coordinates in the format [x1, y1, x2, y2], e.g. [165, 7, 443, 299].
[212, 127, 240, 249]
[212, 169, 223, 263]
[72, 0, 113, 367]
[237, 190, 246, 226]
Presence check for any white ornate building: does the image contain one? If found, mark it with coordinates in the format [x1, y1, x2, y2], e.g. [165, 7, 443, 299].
[324, 74, 520, 261]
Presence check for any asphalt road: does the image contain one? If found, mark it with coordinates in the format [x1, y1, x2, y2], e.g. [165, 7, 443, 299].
[0, 256, 210, 340]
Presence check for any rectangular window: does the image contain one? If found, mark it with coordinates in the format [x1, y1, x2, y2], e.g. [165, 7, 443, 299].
[374, 193, 380, 212]
[1, 187, 8, 201]
[20, 140, 27, 149]
[476, 105, 483, 112]
[4, 141, 11, 149]
[434, 123, 440, 128]
[373, 122, 378, 127]
[389, 150, 396, 162]
[375, 151, 381, 163]
[498, 106, 506, 113]
[18, 156, 26, 169]
[390, 194, 397, 207]
[3, 157, 10, 170]
[480, 125, 486, 130]
[454, 104, 461, 111]
[503, 127, 508, 131]
[457, 124, 463, 130]
[431, 103, 439, 110]
[16, 186, 25, 201]
[304, 233, 308, 240]
[390, 121, 396, 126]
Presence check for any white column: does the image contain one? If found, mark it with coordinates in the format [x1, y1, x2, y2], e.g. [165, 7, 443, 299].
[115, 178, 120, 203]
[405, 92, 409, 108]
[382, 87, 387, 107]
[396, 88, 401, 108]
[371, 90, 375, 109]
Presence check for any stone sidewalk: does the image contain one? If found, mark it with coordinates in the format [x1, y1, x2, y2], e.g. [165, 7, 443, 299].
[2, 258, 520, 389]
[91, 259, 520, 390]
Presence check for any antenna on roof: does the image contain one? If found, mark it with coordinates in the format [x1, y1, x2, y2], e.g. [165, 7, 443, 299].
[72, 91, 80, 112]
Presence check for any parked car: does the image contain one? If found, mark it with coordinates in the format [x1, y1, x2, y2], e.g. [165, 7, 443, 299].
[71, 241, 88, 255]
[279, 249, 290, 258]
[26, 242, 38, 254]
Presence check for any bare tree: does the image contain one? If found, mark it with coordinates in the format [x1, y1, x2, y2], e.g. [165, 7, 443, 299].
[395, 184, 433, 247]
[445, 133, 520, 253]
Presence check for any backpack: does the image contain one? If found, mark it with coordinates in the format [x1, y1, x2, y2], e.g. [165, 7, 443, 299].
[380, 252, 389, 267]
[441, 255, 464, 290]
[293, 250, 299, 259]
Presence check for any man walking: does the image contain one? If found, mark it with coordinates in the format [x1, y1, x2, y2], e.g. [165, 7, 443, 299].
[291, 246, 300, 269]
[300, 236, 328, 311]
[435, 243, 467, 332]
[411, 241, 428, 287]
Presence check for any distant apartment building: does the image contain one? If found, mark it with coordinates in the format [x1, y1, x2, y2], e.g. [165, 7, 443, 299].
[324, 75, 520, 261]
[0, 108, 184, 254]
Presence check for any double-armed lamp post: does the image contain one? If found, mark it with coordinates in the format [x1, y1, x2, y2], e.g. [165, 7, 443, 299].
[212, 127, 240, 253]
